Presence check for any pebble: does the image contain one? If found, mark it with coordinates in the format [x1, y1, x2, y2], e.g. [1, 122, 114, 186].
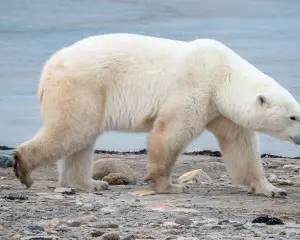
[3, 192, 28, 200]
[268, 173, 278, 183]
[94, 223, 119, 228]
[27, 225, 45, 232]
[91, 229, 106, 237]
[283, 164, 300, 172]
[174, 216, 192, 226]
[101, 232, 120, 240]
[21, 236, 60, 240]
[177, 169, 212, 184]
[162, 222, 180, 228]
[0, 184, 11, 190]
[277, 179, 293, 186]
[54, 187, 76, 195]
[121, 235, 135, 240]
[65, 214, 98, 227]
[218, 219, 230, 225]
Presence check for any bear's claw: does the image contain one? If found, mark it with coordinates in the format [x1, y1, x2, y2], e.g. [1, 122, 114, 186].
[13, 151, 33, 188]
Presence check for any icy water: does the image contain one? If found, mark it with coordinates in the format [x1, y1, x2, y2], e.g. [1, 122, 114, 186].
[1, 0, 300, 156]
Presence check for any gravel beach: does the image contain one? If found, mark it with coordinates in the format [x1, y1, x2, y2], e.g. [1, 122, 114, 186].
[1, 152, 300, 240]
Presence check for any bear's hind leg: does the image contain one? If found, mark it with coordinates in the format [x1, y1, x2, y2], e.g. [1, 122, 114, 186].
[207, 116, 287, 198]
[58, 142, 108, 191]
[145, 119, 194, 194]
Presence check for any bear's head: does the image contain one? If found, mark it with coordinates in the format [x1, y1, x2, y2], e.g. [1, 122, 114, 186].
[254, 86, 300, 145]
[215, 67, 300, 145]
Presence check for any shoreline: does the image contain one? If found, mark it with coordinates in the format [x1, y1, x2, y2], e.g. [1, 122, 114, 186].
[1, 145, 299, 159]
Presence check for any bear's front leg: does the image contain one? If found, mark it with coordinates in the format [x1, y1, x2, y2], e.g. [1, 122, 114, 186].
[207, 116, 287, 198]
[145, 118, 196, 194]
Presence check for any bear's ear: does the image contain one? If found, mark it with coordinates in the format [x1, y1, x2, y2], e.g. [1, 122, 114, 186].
[258, 95, 267, 106]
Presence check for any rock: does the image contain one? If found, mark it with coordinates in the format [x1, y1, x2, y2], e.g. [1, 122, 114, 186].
[268, 173, 278, 183]
[94, 223, 119, 228]
[218, 219, 230, 225]
[27, 225, 45, 232]
[21, 236, 60, 240]
[0, 155, 13, 168]
[177, 238, 198, 240]
[3, 192, 28, 200]
[121, 235, 135, 240]
[174, 216, 192, 226]
[54, 187, 76, 195]
[39, 219, 62, 229]
[101, 232, 120, 240]
[103, 173, 130, 185]
[177, 169, 212, 184]
[252, 215, 284, 225]
[91, 230, 106, 237]
[66, 214, 98, 226]
[92, 159, 137, 185]
[0, 184, 11, 190]
[283, 164, 300, 172]
[162, 222, 180, 228]
[277, 179, 293, 186]
[129, 190, 156, 196]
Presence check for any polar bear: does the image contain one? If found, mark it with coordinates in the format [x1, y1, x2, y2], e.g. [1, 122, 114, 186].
[13, 33, 300, 198]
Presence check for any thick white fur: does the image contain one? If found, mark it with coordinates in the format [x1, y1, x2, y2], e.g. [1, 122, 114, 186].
[14, 33, 300, 197]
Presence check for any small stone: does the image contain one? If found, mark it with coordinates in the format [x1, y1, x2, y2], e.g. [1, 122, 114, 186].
[0, 184, 11, 190]
[177, 169, 212, 184]
[277, 179, 293, 186]
[39, 219, 62, 229]
[21, 236, 60, 240]
[91, 230, 106, 237]
[94, 223, 119, 228]
[174, 216, 192, 226]
[66, 220, 81, 227]
[3, 192, 28, 200]
[54, 187, 76, 195]
[268, 173, 278, 183]
[101, 232, 120, 240]
[218, 219, 230, 225]
[130, 190, 156, 196]
[103, 173, 130, 185]
[121, 235, 135, 240]
[283, 164, 300, 171]
[27, 225, 45, 232]
[162, 222, 180, 228]
[11, 234, 21, 239]
[279, 231, 286, 236]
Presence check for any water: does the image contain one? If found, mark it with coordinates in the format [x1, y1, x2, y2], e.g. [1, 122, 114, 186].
[1, 0, 300, 157]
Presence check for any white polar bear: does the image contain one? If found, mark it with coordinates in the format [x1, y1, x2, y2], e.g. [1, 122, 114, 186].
[13, 33, 300, 198]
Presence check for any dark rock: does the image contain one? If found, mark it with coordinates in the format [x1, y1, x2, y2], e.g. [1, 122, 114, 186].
[28, 225, 45, 232]
[0, 146, 14, 150]
[101, 232, 120, 240]
[3, 192, 28, 200]
[121, 235, 135, 240]
[91, 230, 106, 237]
[218, 219, 230, 225]
[252, 215, 284, 225]
[0, 155, 13, 168]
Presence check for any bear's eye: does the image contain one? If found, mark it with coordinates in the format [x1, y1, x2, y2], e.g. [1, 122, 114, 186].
[290, 116, 296, 121]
